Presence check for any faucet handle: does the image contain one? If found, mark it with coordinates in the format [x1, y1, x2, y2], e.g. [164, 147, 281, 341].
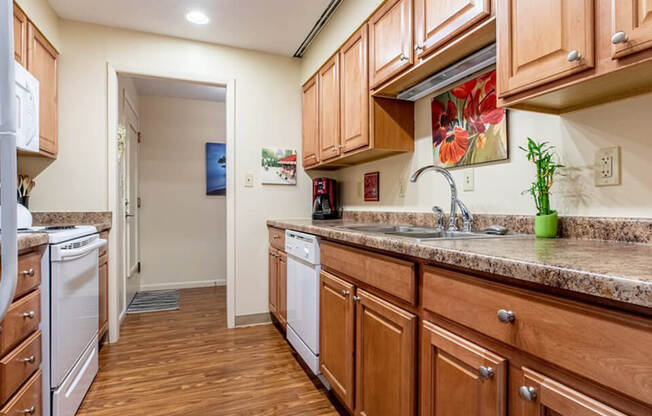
[455, 199, 473, 232]
[431, 206, 444, 230]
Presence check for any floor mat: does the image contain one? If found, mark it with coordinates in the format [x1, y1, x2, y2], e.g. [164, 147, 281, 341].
[126, 290, 180, 314]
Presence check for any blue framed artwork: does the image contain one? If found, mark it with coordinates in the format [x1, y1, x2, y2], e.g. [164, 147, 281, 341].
[206, 142, 226, 196]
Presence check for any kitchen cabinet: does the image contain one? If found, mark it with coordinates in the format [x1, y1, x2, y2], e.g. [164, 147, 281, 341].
[318, 54, 341, 162]
[301, 75, 320, 167]
[26, 22, 59, 157]
[368, 0, 413, 89]
[497, 0, 595, 97]
[268, 248, 278, 317]
[267, 227, 287, 332]
[319, 271, 355, 411]
[13, 3, 27, 67]
[339, 26, 369, 153]
[610, 1, 652, 59]
[420, 321, 506, 416]
[98, 230, 109, 342]
[277, 251, 286, 330]
[414, 0, 491, 59]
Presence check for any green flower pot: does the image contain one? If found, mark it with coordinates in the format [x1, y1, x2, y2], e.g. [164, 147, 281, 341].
[534, 211, 558, 238]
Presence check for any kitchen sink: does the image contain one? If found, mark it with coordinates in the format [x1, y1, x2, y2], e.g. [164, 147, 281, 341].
[337, 224, 514, 241]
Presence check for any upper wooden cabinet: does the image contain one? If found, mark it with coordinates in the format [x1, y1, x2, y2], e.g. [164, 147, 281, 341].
[301, 76, 320, 168]
[415, 0, 491, 59]
[421, 321, 506, 416]
[13, 4, 27, 67]
[611, 0, 652, 59]
[368, 0, 414, 89]
[340, 26, 369, 153]
[318, 54, 341, 162]
[497, 0, 595, 97]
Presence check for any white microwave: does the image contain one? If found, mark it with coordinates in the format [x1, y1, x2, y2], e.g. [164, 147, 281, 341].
[14, 62, 39, 152]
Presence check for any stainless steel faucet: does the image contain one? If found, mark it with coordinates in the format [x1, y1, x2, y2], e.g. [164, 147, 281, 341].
[410, 165, 472, 232]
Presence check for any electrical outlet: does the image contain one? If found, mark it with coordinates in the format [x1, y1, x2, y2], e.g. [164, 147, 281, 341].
[463, 169, 475, 191]
[595, 147, 620, 186]
[398, 178, 407, 198]
[244, 173, 254, 188]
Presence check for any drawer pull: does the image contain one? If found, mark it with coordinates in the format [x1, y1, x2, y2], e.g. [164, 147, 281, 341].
[21, 406, 36, 415]
[22, 311, 36, 319]
[272, 235, 281, 240]
[21, 268, 35, 277]
[399, 53, 409, 61]
[496, 309, 515, 323]
[479, 366, 494, 380]
[566, 50, 582, 62]
[341, 290, 350, 297]
[519, 386, 537, 401]
[19, 355, 35, 364]
[353, 295, 361, 302]
[611, 31, 628, 44]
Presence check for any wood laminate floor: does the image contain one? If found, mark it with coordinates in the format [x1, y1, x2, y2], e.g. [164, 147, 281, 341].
[77, 287, 344, 416]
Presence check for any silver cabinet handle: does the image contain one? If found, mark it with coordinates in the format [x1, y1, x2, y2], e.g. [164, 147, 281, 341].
[479, 366, 494, 379]
[20, 355, 35, 364]
[341, 290, 350, 297]
[21, 407, 35, 415]
[21, 268, 35, 277]
[353, 295, 361, 302]
[399, 54, 409, 61]
[415, 45, 424, 52]
[125, 213, 135, 218]
[497, 309, 515, 323]
[22, 311, 36, 319]
[519, 386, 537, 401]
[611, 31, 628, 44]
[566, 50, 582, 62]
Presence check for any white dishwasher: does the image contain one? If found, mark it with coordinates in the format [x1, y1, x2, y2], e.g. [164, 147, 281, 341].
[285, 230, 321, 375]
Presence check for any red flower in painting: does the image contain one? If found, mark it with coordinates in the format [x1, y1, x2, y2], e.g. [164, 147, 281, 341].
[464, 88, 504, 134]
[439, 126, 469, 165]
[431, 99, 457, 146]
[451, 78, 477, 99]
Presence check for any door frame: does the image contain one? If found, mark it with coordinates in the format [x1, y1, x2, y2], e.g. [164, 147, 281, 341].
[107, 63, 237, 343]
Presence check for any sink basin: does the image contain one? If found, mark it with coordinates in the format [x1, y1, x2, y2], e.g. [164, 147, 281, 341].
[338, 224, 514, 241]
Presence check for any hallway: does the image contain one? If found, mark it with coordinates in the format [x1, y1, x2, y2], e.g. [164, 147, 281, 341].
[77, 287, 342, 415]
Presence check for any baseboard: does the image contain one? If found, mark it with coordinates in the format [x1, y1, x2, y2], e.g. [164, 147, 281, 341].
[235, 312, 272, 327]
[140, 279, 224, 291]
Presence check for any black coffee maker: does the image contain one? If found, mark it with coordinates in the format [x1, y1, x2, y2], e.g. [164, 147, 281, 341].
[312, 178, 338, 220]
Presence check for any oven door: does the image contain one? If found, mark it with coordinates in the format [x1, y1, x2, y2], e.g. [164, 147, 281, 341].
[50, 234, 105, 387]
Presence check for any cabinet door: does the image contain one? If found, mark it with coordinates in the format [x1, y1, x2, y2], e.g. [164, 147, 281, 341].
[319, 271, 355, 411]
[611, 1, 652, 59]
[318, 55, 341, 161]
[277, 252, 287, 330]
[497, 0, 594, 97]
[99, 260, 108, 337]
[340, 26, 369, 153]
[302, 75, 320, 167]
[421, 321, 506, 416]
[268, 249, 278, 316]
[355, 289, 416, 416]
[27, 23, 58, 157]
[415, 0, 490, 59]
[13, 4, 27, 66]
[514, 367, 627, 416]
[368, 0, 413, 89]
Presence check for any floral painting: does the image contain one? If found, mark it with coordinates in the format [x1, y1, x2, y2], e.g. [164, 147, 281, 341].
[432, 70, 507, 168]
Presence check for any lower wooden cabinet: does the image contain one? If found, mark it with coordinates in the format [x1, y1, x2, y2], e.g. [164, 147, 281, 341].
[268, 248, 278, 317]
[421, 321, 506, 416]
[268, 246, 287, 331]
[98, 231, 109, 342]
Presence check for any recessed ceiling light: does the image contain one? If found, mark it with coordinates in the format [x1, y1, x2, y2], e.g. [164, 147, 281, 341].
[186, 11, 210, 25]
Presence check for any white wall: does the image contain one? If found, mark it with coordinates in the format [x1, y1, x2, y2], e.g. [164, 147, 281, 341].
[138, 96, 227, 290]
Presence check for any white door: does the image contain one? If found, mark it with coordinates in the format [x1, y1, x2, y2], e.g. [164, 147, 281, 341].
[122, 92, 140, 306]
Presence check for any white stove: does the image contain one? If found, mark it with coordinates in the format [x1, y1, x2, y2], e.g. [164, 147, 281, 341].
[20, 225, 98, 244]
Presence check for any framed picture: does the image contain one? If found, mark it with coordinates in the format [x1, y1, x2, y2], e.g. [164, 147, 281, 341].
[364, 172, 379, 202]
[431, 69, 508, 168]
[261, 148, 297, 185]
[206, 142, 226, 195]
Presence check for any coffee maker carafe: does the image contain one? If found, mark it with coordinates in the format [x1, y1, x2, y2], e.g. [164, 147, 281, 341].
[312, 178, 338, 220]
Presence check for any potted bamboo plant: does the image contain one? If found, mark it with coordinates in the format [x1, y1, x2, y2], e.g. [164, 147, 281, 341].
[520, 138, 564, 238]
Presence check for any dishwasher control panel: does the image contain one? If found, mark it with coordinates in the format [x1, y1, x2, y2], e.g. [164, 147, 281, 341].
[285, 230, 319, 265]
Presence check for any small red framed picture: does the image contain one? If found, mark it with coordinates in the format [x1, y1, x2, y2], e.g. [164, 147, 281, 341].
[364, 172, 379, 202]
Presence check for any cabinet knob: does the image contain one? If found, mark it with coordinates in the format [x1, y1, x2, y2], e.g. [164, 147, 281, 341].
[566, 50, 582, 62]
[496, 309, 515, 323]
[19, 355, 35, 364]
[353, 295, 361, 302]
[341, 290, 350, 297]
[519, 386, 537, 401]
[611, 31, 628, 44]
[479, 366, 494, 380]
[21, 268, 35, 277]
[22, 311, 36, 319]
[21, 407, 35, 415]
[415, 45, 424, 52]
[399, 54, 409, 62]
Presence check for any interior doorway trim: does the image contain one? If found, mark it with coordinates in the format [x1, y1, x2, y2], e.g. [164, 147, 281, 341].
[106, 64, 237, 342]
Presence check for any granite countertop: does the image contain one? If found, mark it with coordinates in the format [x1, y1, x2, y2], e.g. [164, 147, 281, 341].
[267, 218, 652, 309]
[17, 233, 49, 251]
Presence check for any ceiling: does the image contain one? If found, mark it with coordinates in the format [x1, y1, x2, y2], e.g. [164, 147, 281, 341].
[131, 77, 226, 102]
[48, 0, 333, 56]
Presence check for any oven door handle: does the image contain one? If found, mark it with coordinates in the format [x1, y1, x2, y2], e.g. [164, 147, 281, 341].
[58, 239, 107, 262]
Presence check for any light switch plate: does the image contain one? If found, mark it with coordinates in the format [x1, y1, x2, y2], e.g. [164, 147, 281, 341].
[595, 147, 620, 187]
[245, 173, 254, 188]
[463, 169, 475, 191]
[398, 178, 407, 198]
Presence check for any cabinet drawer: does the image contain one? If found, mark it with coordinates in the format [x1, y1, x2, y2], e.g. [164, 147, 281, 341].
[0, 290, 40, 356]
[268, 227, 285, 251]
[422, 266, 652, 406]
[15, 251, 41, 299]
[0, 369, 41, 416]
[0, 331, 41, 404]
[321, 241, 416, 304]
